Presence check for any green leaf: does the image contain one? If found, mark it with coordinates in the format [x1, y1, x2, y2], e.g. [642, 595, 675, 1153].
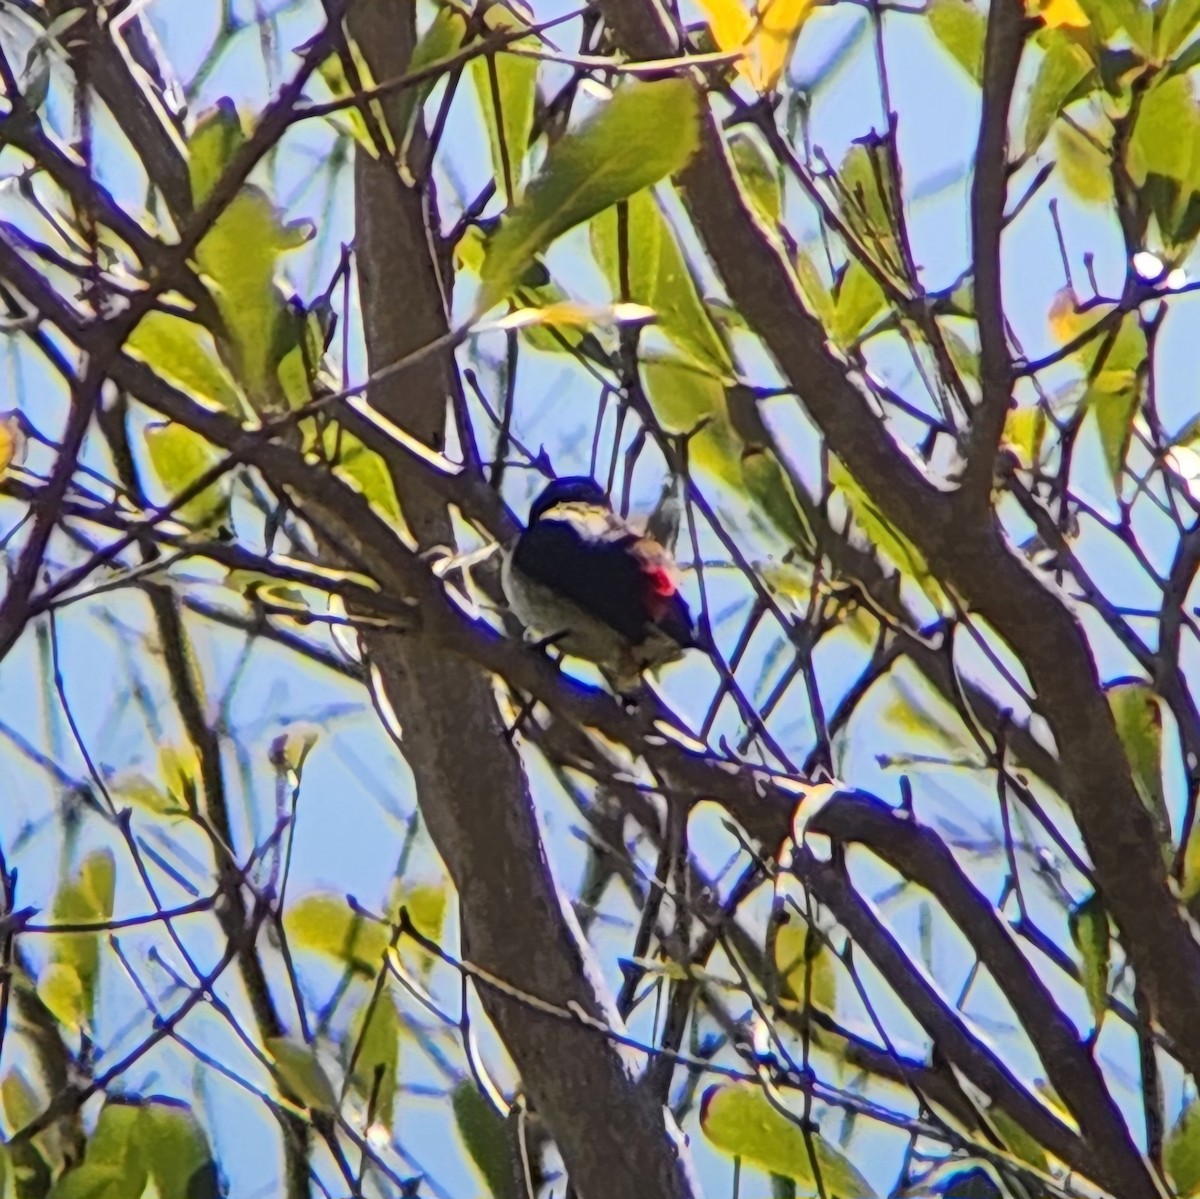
[1068, 892, 1110, 1029]
[988, 1107, 1048, 1172]
[480, 78, 702, 312]
[126, 310, 245, 417]
[194, 187, 311, 409]
[741, 448, 814, 552]
[48, 1100, 216, 1199]
[136, 1100, 219, 1199]
[795, 250, 835, 328]
[144, 422, 231, 530]
[45, 1161, 130, 1199]
[1158, 0, 1200, 59]
[591, 189, 732, 378]
[771, 914, 835, 1012]
[1167, 1099, 1200, 1197]
[730, 129, 783, 225]
[391, 881, 448, 976]
[701, 1083, 876, 1198]
[285, 892, 389, 973]
[1, 1069, 40, 1135]
[0, 1138, 49, 1199]
[830, 455, 948, 610]
[837, 139, 902, 280]
[315, 425, 402, 523]
[1105, 680, 1169, 849]
[188, 99, 245, 206]
[266, 1037, 338, 1113]
[641, 356, 742, 485]
[36, 963, 85, 1037]
[928, 0, 985, 81]
[470, 15, 537, 204]
[395, 9, 470, 169]
[830, 259, 887, 347]
[349, 991, 400, 1128]
[1127, 74, 1200, 188]
[38, 849, 116, 1034]
[1025, 37, 1094, 155]
[1056, 121, 1113, 204]
[1003, 406, 1049, 468]
[452, 1080, 516, 1199]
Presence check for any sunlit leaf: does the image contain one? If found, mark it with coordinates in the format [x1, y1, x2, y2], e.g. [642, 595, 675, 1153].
[1127, 75, 1200, 189]
[471, 12, 537, 204]
[144, 422, 231, 529]
[315, 425, 402, 524]
[452, 1081, 516, 1199]
[1159, 0, 1200, 60]
[1083, 315, 1145, 484]
[1031, 0, 1090, 29]
[394, 9, 469, 169]
[928, 0, 985, 81]
[1076, 0, 1150, 50]
[348, 990, 400, 1128]
[830, 455, 947, 610]
[771, 914, 836, 1012]
[479, 79, 702, 312]
[127, 310, 245, 417]
[1106, 680, 1169, 850]
[1056, 120, 1113, 204]
[695, 0, 755, 75]
[0, 413, 22, 479]
[830, 259, 887, 347]
[591, 189, 733, 377]
[188, 99, 245, 206]
[641, 356, 742, 484]
[266, 1037, 338, 1113]
[1002, 405, 1049, 469]
[1167, 1099, 1200, 1198]
[194, 187, 311, 409]
[741, 448, 814, 551]
[730, 130, 783, 226]
[36, 963, 85, 1037]
[137, 1100, 220, 1199]
[754, 0, 817, 92]
[1024, 37, 1094, 155]
[390, 881, 448, 976]
[701, 1083, 877, 1197]
[1068, 892, 1110, 1029]
[285, 892, 389, 972]
[795, 251, 835, 328]
[1, 1069, 39, 1136]
[837, 139, 903, 281]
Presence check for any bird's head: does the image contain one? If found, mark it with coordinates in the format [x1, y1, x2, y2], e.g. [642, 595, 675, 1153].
[527, 476, 611, 526]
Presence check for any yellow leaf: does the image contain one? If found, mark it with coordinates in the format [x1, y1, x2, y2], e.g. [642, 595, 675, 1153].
[0, 414, 22, 477]
[696, 0, 755, 71]
[1048, 286, 1086, 343]
[1031, 0, 1090, 28]
[754, 0, 815, 91]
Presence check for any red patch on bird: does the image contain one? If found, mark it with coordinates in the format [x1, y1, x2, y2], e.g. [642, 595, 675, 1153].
[644, 565, 677, 597]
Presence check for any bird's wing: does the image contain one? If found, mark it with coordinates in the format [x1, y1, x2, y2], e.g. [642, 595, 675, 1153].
[512, 516, 690, 645]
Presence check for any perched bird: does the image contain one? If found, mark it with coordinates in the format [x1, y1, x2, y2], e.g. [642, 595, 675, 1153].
[502, 476, 698, 696]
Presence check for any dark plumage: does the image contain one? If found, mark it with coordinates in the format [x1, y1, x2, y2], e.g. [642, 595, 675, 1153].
[502, 476, 697, 692]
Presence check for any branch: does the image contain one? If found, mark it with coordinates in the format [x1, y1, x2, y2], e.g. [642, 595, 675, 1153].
[963, 0, 1029, 507]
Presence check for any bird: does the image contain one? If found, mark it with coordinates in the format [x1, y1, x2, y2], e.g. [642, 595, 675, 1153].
[502, 476, 698, 697]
